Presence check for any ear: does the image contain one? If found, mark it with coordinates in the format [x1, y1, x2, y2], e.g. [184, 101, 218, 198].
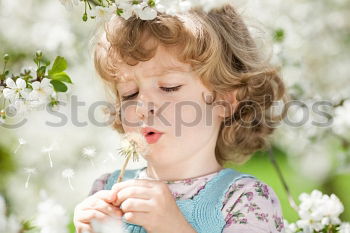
[215, 90, 238, 119]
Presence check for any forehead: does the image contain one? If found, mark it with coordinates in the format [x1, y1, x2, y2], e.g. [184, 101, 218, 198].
[115, 45, 192, 85]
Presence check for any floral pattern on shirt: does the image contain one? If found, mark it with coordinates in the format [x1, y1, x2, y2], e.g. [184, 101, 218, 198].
[89, 168, 285, 233]
[222, 179, 285, 232]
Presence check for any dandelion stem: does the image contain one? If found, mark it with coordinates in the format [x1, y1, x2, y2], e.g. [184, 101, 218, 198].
[68, 178, 74, 191]
[48, 152, 53, 168]
[117, 151, 133, 183]
[89, 158, 95, 168]
[25, 174, 31, 189]
[14, 144, 21, 154]
[267, 147, 299, 212]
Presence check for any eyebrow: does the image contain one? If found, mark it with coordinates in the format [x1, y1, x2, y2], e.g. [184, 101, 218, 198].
[116, 65, 191, 84]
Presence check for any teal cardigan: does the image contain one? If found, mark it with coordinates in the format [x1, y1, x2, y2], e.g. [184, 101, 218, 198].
[104, 168, 256, 233]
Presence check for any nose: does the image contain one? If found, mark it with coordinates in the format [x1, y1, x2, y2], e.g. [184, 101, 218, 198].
[135, 92, 155, 122]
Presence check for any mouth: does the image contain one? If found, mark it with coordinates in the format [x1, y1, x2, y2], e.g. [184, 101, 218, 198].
[144, 132, 163, 144]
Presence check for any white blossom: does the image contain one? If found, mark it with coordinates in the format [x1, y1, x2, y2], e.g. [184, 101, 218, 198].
[111, 0, 232, 20]
[58, 0, 79, 11]
[3, 78, 28, 101]
[0, 195, 6, 232]
[9, 98, 31, 115]
[28, 78, 54, 106]
[137, 5, 157, 20]
[283, 219, 298, 233]
[5, 215, 21, 233]
[0, 195, 21, 233]
[35, 190, 69, 233]
[339, 222, 350, 233]
[333, 100, 350, 139]
[91, 5, 116, 21]
[296, 190, 344, 231]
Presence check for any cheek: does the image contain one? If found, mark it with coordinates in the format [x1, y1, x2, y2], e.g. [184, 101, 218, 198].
[120, 105, 142, 131]
[171, 103, 210, 137]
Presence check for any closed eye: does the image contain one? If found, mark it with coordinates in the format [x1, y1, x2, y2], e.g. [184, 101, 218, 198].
[121, 85, 183, 101]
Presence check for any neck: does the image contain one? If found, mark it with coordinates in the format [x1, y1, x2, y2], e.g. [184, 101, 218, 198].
[145, 158, 223, 181]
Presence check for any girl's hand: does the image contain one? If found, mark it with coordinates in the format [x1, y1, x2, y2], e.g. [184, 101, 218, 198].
[111, 179, 197, 233]
[73, 190, 123, 233]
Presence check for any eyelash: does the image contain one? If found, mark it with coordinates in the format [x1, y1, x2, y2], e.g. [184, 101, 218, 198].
[121, 85, 183, 101]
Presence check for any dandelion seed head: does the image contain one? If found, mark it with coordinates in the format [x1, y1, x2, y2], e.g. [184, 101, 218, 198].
[41, 145, 54, 153]
[82, 146, 97, 158]
[24, 168, 36, 174]
[62, 169, 75, 178]
[18, 137, 27, 145]
[118, 132, 150, 161]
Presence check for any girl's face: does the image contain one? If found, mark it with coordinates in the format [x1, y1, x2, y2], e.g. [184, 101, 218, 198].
[116, 45, 226, 168]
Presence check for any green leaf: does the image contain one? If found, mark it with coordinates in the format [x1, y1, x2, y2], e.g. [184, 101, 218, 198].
[116, 8, 123, 16]
[148, 0, 155, 7]
[33, 57, 39, 66]
[37, 66, 47, 78]
[42, 58, 50, 67]
[49, 72, 72, 84]
[50, 80, 68, 92]
[48, 56, 67, 75]
[21, 219, 37, 231]
[273, 28, 285, 43]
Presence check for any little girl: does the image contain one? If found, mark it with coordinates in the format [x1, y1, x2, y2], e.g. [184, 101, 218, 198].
[74, 2, 287, 233]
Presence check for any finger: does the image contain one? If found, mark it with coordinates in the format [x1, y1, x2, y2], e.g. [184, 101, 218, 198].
[85, 199, 123, 218]
[111, 179, 154, 205]
[120, 198, 152, 213]
[77, 209, 110, 223]
[92, 190, 115, 203]
[114, 186, 150, 207]
[123, 211, 149, 227]
[111, 179, 154, 193]
[75, 222, 95, 233]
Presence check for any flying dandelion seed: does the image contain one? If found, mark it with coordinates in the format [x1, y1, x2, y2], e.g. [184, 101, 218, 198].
[82, 146, 97, 168]
[102, 152, 117, 164]
[14, 137, 27, 154]
[41, 145, 54, 168]
[116, 132, 150, 183]
[24, 167, 36, 189]
[62, 168, 75, 191]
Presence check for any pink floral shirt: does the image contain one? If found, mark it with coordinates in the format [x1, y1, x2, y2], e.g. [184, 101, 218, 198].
[89, 167, 285, 233]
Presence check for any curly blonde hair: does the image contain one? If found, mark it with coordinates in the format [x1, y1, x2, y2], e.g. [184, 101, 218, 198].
[93, 3, 289, 166]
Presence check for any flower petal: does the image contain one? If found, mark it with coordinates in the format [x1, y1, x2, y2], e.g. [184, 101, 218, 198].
[139, 7, 157, 20]
[5, 78, 16, 89]
[16, 78, 26, 89]
[31, 81, 40, 90]
[3, 88, 16, 100]
[40, 78, 51, 88]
